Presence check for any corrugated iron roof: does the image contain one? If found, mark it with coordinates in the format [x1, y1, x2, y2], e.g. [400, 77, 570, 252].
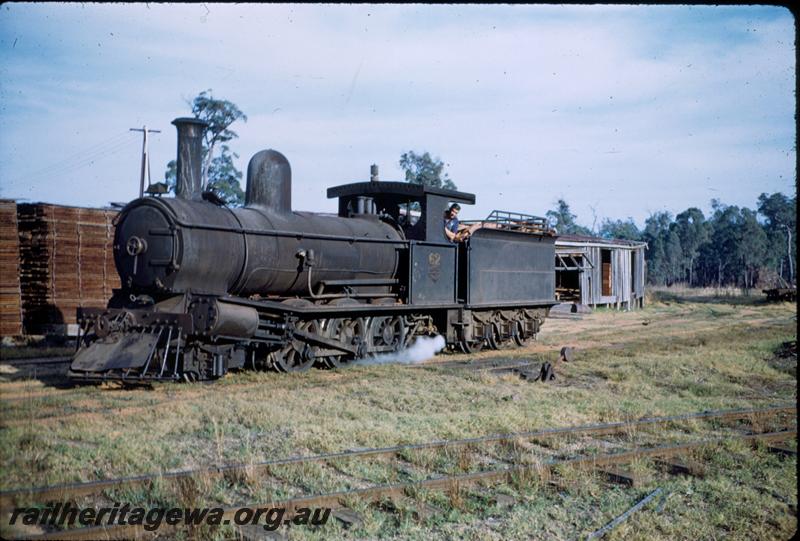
[556, 234, 646, 248]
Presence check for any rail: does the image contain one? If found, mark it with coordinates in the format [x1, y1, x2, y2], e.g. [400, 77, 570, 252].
[460, 209, 555, 236]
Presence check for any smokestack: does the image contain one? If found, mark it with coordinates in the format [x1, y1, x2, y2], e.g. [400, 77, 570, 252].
[172, 117, 208, 200]
[370, 164, 379, 182]
[245, 149, 292, 212]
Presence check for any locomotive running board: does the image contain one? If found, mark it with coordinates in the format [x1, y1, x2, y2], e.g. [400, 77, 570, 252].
[224, 296, 557, 315]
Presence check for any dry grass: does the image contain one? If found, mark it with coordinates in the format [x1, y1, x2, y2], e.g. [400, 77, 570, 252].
[0, 290, 796, 540]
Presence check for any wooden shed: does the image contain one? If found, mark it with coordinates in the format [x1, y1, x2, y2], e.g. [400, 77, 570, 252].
[554, 234, 647, 310]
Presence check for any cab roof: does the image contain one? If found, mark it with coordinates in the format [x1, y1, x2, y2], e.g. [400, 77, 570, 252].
[327, 181, 475, 205]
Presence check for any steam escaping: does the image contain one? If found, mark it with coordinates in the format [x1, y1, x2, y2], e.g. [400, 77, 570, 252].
[355, 335, 446, 366]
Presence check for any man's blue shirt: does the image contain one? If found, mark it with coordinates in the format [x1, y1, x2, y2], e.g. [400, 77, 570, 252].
[445, 217, 459, 235]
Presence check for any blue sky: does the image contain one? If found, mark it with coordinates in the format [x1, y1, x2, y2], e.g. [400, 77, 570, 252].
[0, 4, 794, 228]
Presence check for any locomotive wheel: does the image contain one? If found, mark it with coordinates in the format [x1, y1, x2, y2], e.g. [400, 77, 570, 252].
[512, 320, 529, 347]
[249, 347, 275, 371]
[274, 320, 321, 373]
[369, 316, 406, 353]
[457, 327, 484, 354]
[457, 339, 483, 354]
[181, 371, 201, 383]
[486, 322, 502, 350]
[402, 320, 417, 350]
[322, 317, 367, 368]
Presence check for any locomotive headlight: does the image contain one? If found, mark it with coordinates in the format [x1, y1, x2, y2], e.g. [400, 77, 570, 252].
[126, 236, 148, 256]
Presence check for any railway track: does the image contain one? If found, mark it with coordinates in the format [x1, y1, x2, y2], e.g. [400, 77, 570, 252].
[0, 352, 532, 404]
[418, 349, 574, 380]
[0, 356, 74, 386]
[0, 353, 517, 407]
[2, 404, 795, 540]
[0, 356, 72, 367]
[0, 356, 549, 427]
[0, 400, 175, 429]
[418, 356, 542, 373]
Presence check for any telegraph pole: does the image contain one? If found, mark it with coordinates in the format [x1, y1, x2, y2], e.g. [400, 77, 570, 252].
[130, 126, 161, 197]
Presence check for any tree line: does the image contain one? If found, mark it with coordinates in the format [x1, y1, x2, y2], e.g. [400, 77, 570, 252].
[546, 195, 796, 288]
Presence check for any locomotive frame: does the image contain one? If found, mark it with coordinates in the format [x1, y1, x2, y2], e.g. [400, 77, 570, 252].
[69, 118, 556, 382]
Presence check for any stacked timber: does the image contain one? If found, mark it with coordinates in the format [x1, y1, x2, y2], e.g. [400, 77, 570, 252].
[0, 200, 23, 337]
[17, 203, 119, 334]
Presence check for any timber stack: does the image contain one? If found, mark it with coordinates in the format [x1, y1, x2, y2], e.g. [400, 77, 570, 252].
[0, 199, 23, 337]
[16, 203, 119, 334]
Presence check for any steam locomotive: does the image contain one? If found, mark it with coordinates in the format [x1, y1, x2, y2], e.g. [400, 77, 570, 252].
[69, 118, 556, 382]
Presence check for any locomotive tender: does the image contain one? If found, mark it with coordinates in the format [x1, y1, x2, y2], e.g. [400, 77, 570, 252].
[69, 118, 556, 381]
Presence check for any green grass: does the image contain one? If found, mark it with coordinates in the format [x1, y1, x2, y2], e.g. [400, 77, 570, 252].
[0, 292, 795, 539]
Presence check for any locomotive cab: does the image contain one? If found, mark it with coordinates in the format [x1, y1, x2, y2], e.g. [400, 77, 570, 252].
[328, 181, 476, 306]
[327, 181, 476, 243]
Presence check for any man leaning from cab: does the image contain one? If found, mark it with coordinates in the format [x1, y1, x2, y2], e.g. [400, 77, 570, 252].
[443, 203, 481, 243]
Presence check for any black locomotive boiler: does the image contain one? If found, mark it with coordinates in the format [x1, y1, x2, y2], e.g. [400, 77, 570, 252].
[69, 118, 557, 382]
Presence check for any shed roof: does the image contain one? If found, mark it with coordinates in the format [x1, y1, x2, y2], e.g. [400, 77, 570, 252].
[556, 234, 646, 249]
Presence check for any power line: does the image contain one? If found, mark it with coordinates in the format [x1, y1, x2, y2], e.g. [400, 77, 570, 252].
[11, 137, 140, 186]
[10, 131, 139, 184]
[21, 132, 133, 174]
[25, 138, 138, 181]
